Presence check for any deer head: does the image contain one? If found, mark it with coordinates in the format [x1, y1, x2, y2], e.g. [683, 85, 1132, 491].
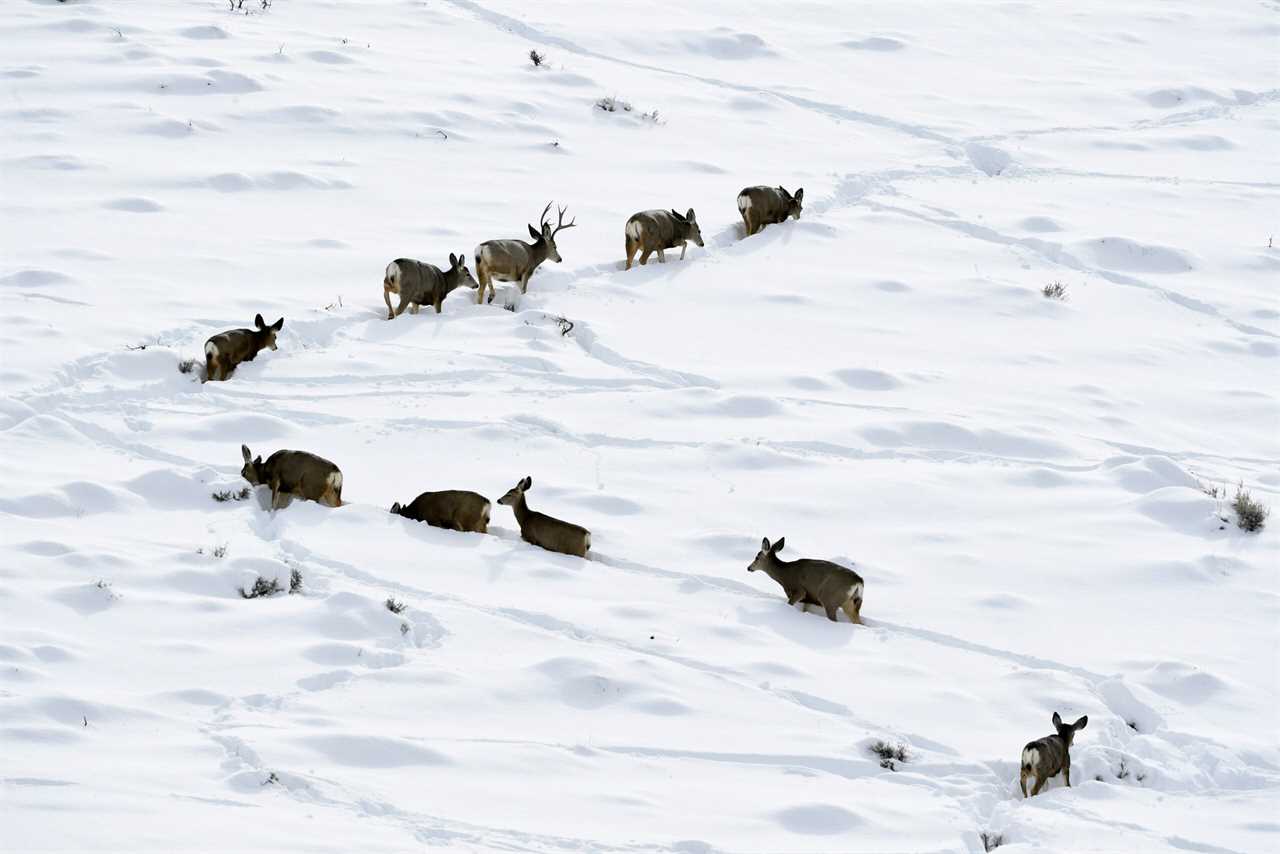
[526, 202, 576, 263]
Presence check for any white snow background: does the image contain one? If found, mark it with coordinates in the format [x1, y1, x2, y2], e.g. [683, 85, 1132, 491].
[2, 1, 1278, 851]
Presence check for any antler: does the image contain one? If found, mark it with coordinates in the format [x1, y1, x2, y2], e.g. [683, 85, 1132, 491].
[552, 203, 576, 236]
[537, 201, 554, 232]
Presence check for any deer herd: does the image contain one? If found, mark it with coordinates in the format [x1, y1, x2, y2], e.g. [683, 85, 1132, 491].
[203, 182, 1087, 798]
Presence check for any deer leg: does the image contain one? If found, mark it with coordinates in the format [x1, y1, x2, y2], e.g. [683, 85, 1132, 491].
[1063, 766, 1071, 787]
[656, 248, 667, 263]
[476, 270, 488, 304]
[409, 302, 420, 315]
[520, 271, 531, 294]
[823, 603, 839, 622]
[269, 476, 283, 511]
[1030, 775, 1047, 797]
[434, 292, 443, 314]
[625, 238, 637, 270]
[383, 284, 396, 320]
[1020, 770, 1029, 798]
[680, 240, 689, 260]
[639, 248, 653, 266]
[393, 294, 411, 318]
[842, 598, 864, 625]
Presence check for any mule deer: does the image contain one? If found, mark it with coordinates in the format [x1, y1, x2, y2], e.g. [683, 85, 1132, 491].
[204, 314, 283, 381]
[1020, 712, 1088, 797]
[240, 444, 342, 510]
[624, 208, 704, 270]
[497, 476, 590, 557]
[474, 202, 576, 304]
[391, 490, 491, 533]
[737, 185, 803, 236]
[748, 537, 863, 623]
[383, 254, 478, 319]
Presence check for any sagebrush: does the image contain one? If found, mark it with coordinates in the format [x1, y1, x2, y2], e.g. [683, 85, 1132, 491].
[1232, 485, 1269, 532]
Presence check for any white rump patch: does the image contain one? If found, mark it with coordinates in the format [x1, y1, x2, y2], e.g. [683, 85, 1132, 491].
[1021, 747, 1039, 769]
[738, 195, 752, 212]
[625, 220, 642, 240]
[204, 341, 218, 358]
[850, 581, 864, 600]
[384, 261, 400, 286]
[327, 471, 343, 491]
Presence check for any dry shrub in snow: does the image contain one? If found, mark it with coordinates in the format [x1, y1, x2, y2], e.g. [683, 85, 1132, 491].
[1042, 281, 1068, 300]
[870, 739, 908, 770]
[385, 597, 406, 614]
[1233, 485, 1269, 532]
[239, 577, 282, 599]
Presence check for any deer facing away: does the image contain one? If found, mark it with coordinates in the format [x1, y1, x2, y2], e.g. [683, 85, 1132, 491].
[624, 208, 704, 270]
[748, 537, 863, 623]
[737, 185, 803, 236]
[204, 314, 283, 382]
[474, 203, 576, 305]
[1020, 712, 1088, 797]
[498, 476, 590, 557]
[383, 254, 478, 319]
[391, 490, 491, 534]
[240, 444, 343, 510]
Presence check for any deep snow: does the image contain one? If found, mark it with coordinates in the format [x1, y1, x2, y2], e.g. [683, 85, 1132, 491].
[2, 1, 1278, 852]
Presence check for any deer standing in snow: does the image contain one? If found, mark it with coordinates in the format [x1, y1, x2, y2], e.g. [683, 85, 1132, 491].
[474, 203, 576, 304]
[624, 208, 704, 270]
[737, 185, 803, 236]
[1020, 712, 1088, 797]
[382, 254, 478, 318]
[748, 537, 863, 623]
[204, 314, 283, 381]
[240, 445, 343, 510]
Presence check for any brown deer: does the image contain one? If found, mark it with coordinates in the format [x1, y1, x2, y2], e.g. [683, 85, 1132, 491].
[474, 202, 576, 304]
[497, 476, 590, 557]
[391, 490, 490, 534]
[624, 208, 704, 270]
[383, 254, 479, 319]
[240, 445, 342, 510]
[737, 185, 803, 236]
[204, 314, 283, 382]
[747, 537, 863, 623]
[1020, 712, 1088, 797]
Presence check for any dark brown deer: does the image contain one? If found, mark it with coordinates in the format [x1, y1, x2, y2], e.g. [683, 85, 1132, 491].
[737, 185, 803, 236]
[1020, 712, 1088, 797]
[204, 314, 283, 381]
[624, 208, 704, 270]
[474, 203, 576, 304]
[383, 254, 479, 319]
[240, 445, 342, 510]
[391, 490, 490, 533]
[497, 476, 590, 557]
[747, 537, 863, 623]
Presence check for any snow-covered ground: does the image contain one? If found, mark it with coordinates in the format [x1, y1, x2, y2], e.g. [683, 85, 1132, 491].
[3, 1, 1278, 851]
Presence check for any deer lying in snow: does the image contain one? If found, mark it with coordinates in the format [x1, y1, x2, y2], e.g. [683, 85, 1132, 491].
[1020, 712, 1088, 797]
[391, 490, 491, 533]
[383, 254, 478, 319]
[204, 314, 283, 381]
[737, 185, 803, 236]
[240, 444, 342, 510]
[498, 476, 590, 557]
[748, 537, 863, 623]
[474, 203, 576, 305]
[624, 208, 704, 270]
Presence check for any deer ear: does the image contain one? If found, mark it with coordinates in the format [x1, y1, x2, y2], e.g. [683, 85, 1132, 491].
[449, 253, 458, 267]
[254, 313, 265, 329]
[1074, 715, 1088, 730]
[685, 208, 696, 222]
[519, 475, 532, 490]
[794, 188, 803, 203]
[390, 502, 401, 514]
[271, 317, 284, 331]
[527, 224, 540, 241]
[1052, 712, 1063, 728]
[761, 537, 771, 552]
[773, 537, 785, 553]
[779, 186, 790, 198]
[241, 444, 252, 463]
[670, 208, 685, 222]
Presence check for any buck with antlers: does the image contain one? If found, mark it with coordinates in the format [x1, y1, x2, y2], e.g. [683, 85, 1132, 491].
[474, 202, 576, 305]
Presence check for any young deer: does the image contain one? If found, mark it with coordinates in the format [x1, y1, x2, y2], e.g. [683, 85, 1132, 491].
[383, 254, 478, 319]
[204, 314, 283, 382]
[474, 202, 576, 304]
[391, 490, 491, 534]
[497, 476, 590, 557]
[240, 444, 343, 510]
[1020, 712, 1088, 797]
[737, 185, 803, 236]
[624, 208, 704, 270]
[748, 537, 864, 623]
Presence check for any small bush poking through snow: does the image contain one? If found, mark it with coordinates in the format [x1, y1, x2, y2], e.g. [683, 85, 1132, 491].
[981, 832, 1005, 851]
[1232, 484, 1269, 532]
[212, 487, 252, 503]
[870, 740, 909, 770]
[1042, 281, 1068, 300]
[211, 544, 227, 559]
[178, 358, 196, 374]
[239, 577, 283, 599]
[289, 569, 303, 594]
[385, 597, 406, 614]
[596, 96, 632, 113]
[529, 49, 545, 67]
